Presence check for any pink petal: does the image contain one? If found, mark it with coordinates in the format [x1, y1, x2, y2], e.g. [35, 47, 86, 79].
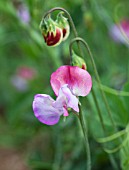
[32, 94, 63, 125]
[50, 66, 92, 97]
[121, 20, 129, 38]
[63, 107, 69, 116]
[109, 25, 126, 43]
[109, 20, 129, 44]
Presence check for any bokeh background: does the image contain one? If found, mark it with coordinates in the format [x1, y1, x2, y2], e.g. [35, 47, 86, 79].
[0, 0, 129, 170]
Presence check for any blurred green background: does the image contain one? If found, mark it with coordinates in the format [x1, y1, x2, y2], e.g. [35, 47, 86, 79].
[0, 0, 129, 170]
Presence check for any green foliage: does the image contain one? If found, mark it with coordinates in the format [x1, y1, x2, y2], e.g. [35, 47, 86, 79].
[0, 0, 129, 169]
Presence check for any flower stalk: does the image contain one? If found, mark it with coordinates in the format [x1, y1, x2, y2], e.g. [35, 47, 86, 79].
[69, 37, 119, 170]
[91, 88, 106, 132]
[78, 105, 91, 170]
[69, 37, 116, 130]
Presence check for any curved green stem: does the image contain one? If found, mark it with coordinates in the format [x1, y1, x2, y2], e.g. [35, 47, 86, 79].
[70, 41, 106, 132]
[97, 83, 129, 97]
[43, 7, 84, 59]
[92, 89, 119, 169]
[69, 37, 116, 130]
[78, 105, 91, 170]
[91, 88, 106, 132]
[104, 137, 128, 154]
[70, 37, 119, 169]
[96, 129, 126, 143]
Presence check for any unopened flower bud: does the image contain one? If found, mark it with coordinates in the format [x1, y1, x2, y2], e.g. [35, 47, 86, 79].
[56, 12, 70, 41]
[72, 51, 87, 70]
[39, 16, 63, 46]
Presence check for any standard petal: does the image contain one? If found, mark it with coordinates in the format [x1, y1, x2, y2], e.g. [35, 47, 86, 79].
[32, 94, 63, 125]
[50, 66, 92, 97]
[51, 66, 69, 96]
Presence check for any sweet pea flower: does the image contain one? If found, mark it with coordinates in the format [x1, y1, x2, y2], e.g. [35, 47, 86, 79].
[32, 66, 92, 125]
[109, 19, 129, 45]
[33, 84, 79, 125]
[50, 66, 92, 97]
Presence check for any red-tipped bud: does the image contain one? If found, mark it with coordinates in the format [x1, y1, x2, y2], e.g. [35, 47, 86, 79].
[72, 51, 87, 70]
[39, 16, 63, 47]
[82, 63, 87, 70]
[56, 12, 70, 41]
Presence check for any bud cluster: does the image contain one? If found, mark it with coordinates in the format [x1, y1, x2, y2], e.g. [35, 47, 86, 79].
[39, 12, 70, 46]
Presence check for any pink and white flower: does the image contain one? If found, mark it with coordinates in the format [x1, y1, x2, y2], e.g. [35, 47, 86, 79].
[109, 19, 129, 45]
[32, 66, 92, 125]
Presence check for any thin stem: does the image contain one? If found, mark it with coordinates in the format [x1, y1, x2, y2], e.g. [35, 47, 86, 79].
[109, 155, 119, 170]
[92, 87, 119, 170]
[70, 37, 116, 130]
[70, 39, 106, 132]
[97, 83, 129, 97]
[91, 88, 106, 132]
[78, 105, 91, 170]
[52, 127, 62, 170]
[43, 7, 84, 59]
[71, 37, 119, 169]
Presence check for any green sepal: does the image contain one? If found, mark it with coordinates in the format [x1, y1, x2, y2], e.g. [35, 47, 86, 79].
[72, 50, 87, 70]
[56, 12, 68, 28]
[39, 16, 58, 36]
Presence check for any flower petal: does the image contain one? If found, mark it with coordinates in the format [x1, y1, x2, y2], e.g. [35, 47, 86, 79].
[109, 25, 125, 43]
[32, 94, 63, 125]
[50, 66, 92, 97]
[63, 107, 69, 116]
[54, 84, 79, 113]
[109, 20, 129, 45]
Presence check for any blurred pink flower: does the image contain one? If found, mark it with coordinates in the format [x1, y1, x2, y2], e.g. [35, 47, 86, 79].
[11, 75, 29, 92]
[32, 66, 92, 125]
[12, 1, 30, 24]
[109, 19, 129, 45]
[17, 5, 30, 24]
[17, 66, 36, 80]
[11, 66, 36, 92]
